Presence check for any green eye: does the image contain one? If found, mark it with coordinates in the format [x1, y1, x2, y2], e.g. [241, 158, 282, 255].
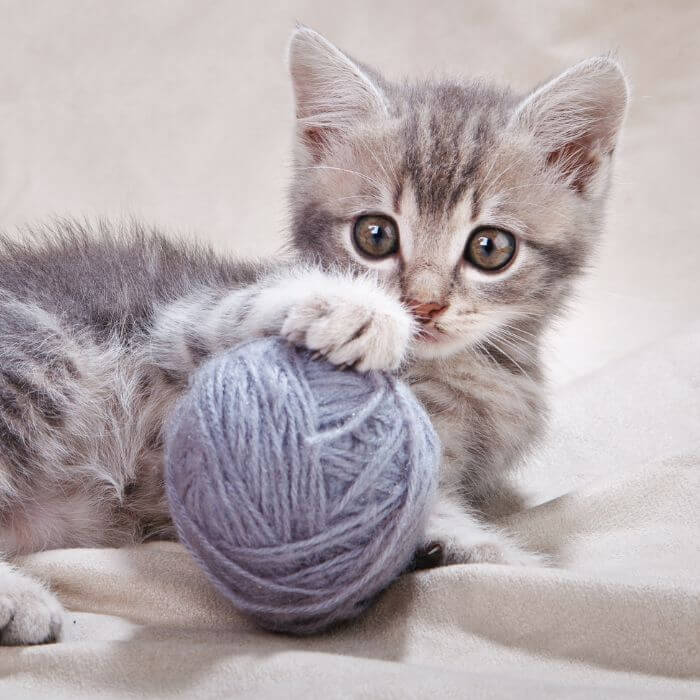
[353, 215, 399, 258]
[465, 228, 516, 271]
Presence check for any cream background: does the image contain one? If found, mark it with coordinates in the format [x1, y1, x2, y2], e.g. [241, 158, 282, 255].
[0, 1, 699, 698]
[1, 0, 698, 384]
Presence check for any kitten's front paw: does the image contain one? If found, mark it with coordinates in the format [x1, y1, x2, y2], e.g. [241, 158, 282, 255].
[0, 575, 63, 645]
[281, 277, 413, 372]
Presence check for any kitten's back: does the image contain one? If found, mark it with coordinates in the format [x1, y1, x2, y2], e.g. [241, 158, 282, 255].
[0, 220, 266, 340]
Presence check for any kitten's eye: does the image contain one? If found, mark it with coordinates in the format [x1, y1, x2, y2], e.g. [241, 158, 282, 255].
[465, 228, 516, 271]
[353, 215, 399, 258]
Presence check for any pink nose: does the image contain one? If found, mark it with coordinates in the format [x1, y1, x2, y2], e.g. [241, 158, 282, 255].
[407, 300, 448, 323]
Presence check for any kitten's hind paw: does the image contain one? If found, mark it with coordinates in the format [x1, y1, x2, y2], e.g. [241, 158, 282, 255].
[417, 496, 551, 571]
[412, 537, 548, 570]
[0, 571, 63, 645]
[410, 541, 444, 571]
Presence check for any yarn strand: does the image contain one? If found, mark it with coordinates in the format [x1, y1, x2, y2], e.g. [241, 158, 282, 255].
[165, 338, 439, 634]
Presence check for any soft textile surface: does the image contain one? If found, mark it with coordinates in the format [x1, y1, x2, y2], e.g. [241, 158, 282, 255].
[1, 1, 699, 698]
[3, 326, 699, 698]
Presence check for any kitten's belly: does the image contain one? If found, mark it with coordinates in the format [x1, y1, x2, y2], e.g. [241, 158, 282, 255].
[0, 354, 179, 556]
[0, 449, 174, 556]
[0, 491, 113, 555]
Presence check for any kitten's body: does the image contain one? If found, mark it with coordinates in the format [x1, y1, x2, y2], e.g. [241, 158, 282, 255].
[0, 28, 627, 644]
[0, 226, 263, 554]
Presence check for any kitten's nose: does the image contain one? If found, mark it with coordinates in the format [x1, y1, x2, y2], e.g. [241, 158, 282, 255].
[407, 300, 448, 323]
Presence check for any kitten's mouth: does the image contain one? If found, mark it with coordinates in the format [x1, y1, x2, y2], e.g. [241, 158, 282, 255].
[417, 326, 451, 344]
[413, 324, 465, 360]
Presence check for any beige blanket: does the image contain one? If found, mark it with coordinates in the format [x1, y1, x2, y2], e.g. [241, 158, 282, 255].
[3, 326, 699, 698]
[1, 1, 699, 698]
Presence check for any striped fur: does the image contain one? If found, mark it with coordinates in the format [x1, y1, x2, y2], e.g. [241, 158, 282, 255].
[287, 27, 627, 566]
[0, 28, 627, 644]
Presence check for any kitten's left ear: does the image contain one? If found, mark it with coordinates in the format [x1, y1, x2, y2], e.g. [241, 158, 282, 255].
[511, 57, 629, 194]
[288, 25, 389, 158]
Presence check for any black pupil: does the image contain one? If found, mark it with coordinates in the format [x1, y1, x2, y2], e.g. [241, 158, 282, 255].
[478, 235, 494, 256]
[354, 215, 397, 257]
[369, 224, 384, 244]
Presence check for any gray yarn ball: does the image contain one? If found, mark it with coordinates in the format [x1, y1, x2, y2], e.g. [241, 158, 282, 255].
[164, 337, 439, 634]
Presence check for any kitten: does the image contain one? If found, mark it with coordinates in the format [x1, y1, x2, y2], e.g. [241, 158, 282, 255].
[0, 27, 627, 644]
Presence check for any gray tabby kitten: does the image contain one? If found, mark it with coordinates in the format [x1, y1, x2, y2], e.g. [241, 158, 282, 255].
[0, 26, 627, 645]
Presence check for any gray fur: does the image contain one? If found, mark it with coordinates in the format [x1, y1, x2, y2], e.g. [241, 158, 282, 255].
[286, 27, 627, 566]
[0, 27, 628, 643]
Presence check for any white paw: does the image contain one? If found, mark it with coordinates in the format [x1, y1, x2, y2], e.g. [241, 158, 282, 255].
[461, 540, 548, 567]
[280, 276, 413, 372]
[416, 496, 549, 570]
[0, 575, 63, 645]
[414, 537, 548, 569]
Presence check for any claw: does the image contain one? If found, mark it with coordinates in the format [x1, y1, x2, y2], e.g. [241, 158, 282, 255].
[410, 541, 444, 571]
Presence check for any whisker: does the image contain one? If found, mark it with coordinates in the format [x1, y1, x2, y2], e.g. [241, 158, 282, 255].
[498, 331, 539, 352]
[501, 322, 538, 339]
[355, 133, 397, 188]
[296, 166, 384, 190]
[502, 324, 542, 348]
[482, 157, 526, 197]
[474, 341, 500, 370]
[380, 138, 401, 192]
[506, 309, 547, 321]
[484, 337, 532, 381]
[499, 325, 541, 349]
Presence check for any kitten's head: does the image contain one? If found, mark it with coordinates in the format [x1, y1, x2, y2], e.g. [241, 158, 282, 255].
[286, 26, 628, 360]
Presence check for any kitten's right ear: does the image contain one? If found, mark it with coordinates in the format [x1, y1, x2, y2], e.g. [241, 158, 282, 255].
[288, 26, 388, 159]
[511, 56, 629, 194]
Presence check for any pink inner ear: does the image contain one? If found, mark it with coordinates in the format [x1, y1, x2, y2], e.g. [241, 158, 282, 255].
[547, 137, 602, 195]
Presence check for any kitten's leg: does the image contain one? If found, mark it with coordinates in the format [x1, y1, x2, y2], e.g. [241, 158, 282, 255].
[414, 492, 547, 569]
[150, 266, 414, 379]
[0, 294, 97, 644]
[0, 561, 63, 645]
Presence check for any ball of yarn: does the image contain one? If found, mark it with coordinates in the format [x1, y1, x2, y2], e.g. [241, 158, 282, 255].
[164, 337, 439, 634]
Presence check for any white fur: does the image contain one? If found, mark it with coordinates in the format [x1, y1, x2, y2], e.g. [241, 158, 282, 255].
[152, 267, 416, 374]
[0, 561, 63, 644]
[425, 494, 547, 566]
[249, 268, 415, 372]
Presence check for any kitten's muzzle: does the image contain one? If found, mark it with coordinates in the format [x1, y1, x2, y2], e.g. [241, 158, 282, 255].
[407, 300, 448, 324]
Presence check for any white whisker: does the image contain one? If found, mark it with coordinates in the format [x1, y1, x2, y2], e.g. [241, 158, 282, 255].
[498, 326, 540, 351]
[484, 337, 532, 381]
[297, 166, 384, 190]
